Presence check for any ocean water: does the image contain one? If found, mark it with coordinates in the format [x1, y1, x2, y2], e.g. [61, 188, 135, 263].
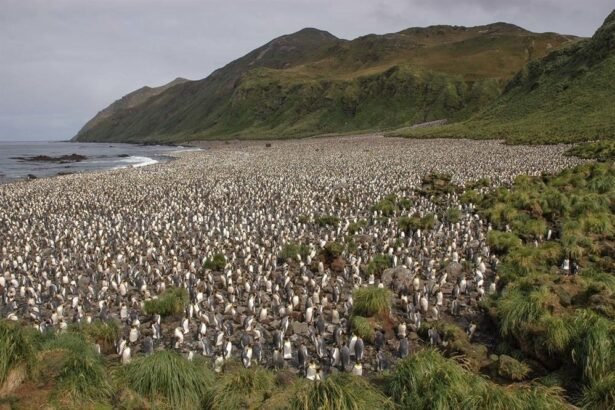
[0, 141, 190, 182]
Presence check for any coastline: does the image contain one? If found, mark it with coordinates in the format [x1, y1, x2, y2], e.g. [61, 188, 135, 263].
[0, 141, 198, 185]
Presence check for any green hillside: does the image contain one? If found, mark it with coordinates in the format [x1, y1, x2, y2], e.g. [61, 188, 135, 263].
[397, 10, 615, 144]
[74, 25, 574, 143]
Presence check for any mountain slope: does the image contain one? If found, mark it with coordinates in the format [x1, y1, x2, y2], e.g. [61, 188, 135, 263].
[74, 25, 575, 143]
[73, 77, 188, 140]
[398, 10, 615, 144]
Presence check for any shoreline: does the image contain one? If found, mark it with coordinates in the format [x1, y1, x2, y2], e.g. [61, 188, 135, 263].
[0, 141, 200, 185]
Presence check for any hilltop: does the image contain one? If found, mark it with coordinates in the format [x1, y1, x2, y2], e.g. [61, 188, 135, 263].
[397, 10, 615, 143]
[73, 24, 575, 143]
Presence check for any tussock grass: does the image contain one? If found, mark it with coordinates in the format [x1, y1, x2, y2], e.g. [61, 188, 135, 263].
[488, 231, 522, 255]
[365, 254, 392, 278]
[497, 355, 531, 381]
[539, 314, 573, 355]
[43, 333, 111, 405]
[445, 207, 462, 223]
[348, 219, 368, 235]
[69, 320, 120, 354]
[144, 287, 189, 317]
[350, 315, 375, 343]
[206, 364, 274, 410]
[567, 140, 615, 162]
[322, 241, 345, 261]
[398, 213, 436, 233]
[203, 253, 226, 271]
[372, 197, 398, 217]
[291, 373, 391, 410]
[279, 242, 310, 261]
[388, 349, 566, 410]
[580, 372, 615, 410]
[316, 215, 340, 227]
[120, 350, 212, 409]
[352, 287, 391, 317]
[0, 321, 37, 387]
[570, 310, 615, 382]
[498, 287, 554, 338]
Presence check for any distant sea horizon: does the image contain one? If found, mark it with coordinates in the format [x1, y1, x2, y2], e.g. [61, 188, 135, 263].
[0, 140, 196, 183]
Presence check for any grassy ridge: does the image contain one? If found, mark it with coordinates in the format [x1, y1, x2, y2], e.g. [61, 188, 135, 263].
[74, 25, 573, 143]
[396, 10, 615, 144]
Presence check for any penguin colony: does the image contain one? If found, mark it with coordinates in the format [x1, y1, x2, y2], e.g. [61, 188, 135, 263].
[0, 136, 582, 378]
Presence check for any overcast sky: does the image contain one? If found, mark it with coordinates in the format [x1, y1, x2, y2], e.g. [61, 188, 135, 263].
[1, 0, 612, 141]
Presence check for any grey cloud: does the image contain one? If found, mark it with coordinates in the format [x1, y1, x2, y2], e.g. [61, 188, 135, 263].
[0, 0, 612, 140]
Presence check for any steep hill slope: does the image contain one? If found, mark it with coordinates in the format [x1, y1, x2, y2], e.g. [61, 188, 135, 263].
[74, 25, 575, 142]
[73, 77, 188, 140]
[398, 10, 615, 143]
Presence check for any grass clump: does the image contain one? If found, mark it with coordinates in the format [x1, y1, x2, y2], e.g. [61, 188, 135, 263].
[569, 310, 615, 383]
[144, 287, 189, 317]
[316, 215, 340, 227]
[350, 316, 375, 343]
[353, 287, 391, 317]
[567, 140, 615, 162]
[497, 355, 531, 381]
[420, 173, 457, 196]
[372, 196, 398, 217]
[43, 333, 111, 405]
[203, 253, 226, 271]
[398, 213, 436, 233]
[580, 372, 615, 410]
[488, 231, 522, 255]
[497, 286, 555, 339]
[348, 219, 368, 235]
[120, 350, 212, 409]
[445, 207, 462, 223]
[291, 373, 391, 410]
[0, 320, 37, 387]
[366, 254, 392, 278]
[279, 242, 310, 261]
[387, 349, 566, 409]
[322, 241, 345, 261]
[206, 364, 274, 410]
[69, 320, 120, 355]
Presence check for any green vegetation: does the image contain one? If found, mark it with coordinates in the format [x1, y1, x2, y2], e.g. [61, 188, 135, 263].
[322, 241, 345, 261]
[488, 231, 523, 256]
[474, 161, 615, 407]
[420, 173, 458, 197]
[352, 287, 391, 317]
[279, 242, 310, 261]
[206, 364, 275, 409]
[316, 215, 341, 227]
[580, 372, 615, 409]
[396, 11, 615, 144]
[291, 373, 391, 410]
[387, 349, 566, 410]
[419, 322, 489, 372]
[74, 23, 573, 143]
[372, 195, 414, 217]
[399, 213, 436, 233]
[365, 254, 393, 278]
[43, 333, 112, 405]
[350, 315, 375, 343]
[446, 207, 462, 223]
[497, 355, 531, 381]
[203, 253, 226, 271]
[567, 140, 615, 161]
[348, 219, 367, 234]
[0, 321, 37, 387]
[143, 288, 189, 317]
[119, 350, 212, 409]
[69, 320, 120, 354]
